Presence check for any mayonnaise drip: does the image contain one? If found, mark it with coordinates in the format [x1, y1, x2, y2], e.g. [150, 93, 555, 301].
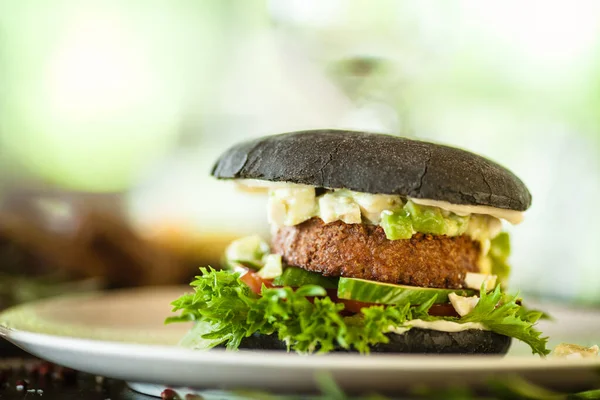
[388, 320, 487, 334]
[410, 198, 523, 225]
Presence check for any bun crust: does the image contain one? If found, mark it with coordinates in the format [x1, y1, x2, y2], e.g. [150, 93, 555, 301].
[211, 130, 531, 211]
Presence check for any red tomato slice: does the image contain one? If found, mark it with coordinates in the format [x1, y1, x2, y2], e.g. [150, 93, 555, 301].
[335, 298, 375, 314]
[239, 270, 273, 294]
[323, 289, 375, 313]
[427, 303, 460, 318]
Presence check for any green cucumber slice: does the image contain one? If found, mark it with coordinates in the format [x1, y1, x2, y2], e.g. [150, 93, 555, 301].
[272, 266, 339, 289]
[337, 277, 475, 305]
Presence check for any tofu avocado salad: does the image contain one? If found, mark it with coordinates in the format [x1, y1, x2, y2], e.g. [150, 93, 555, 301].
[167, 130, 549, 356]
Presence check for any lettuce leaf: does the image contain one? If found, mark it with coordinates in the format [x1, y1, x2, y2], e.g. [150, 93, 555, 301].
[460, 285, 550, 356]
[167, 268, 549, 356]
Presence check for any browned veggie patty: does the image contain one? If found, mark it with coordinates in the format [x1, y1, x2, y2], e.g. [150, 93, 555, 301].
[271, 218, 481, 289]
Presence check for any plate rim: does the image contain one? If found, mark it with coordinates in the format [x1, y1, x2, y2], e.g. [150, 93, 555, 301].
[2, 286, 600, 375]
[3, 325, 600, 372]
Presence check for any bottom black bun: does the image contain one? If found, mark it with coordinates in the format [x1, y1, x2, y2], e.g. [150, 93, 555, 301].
[234, 329, 512, 355]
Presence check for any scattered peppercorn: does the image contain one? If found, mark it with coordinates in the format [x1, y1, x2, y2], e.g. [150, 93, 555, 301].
[15, 378, 28, 391]
[161, 387, 181, 400]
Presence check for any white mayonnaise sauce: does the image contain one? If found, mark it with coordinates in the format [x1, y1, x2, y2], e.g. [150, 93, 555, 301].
[388, 320, 487, 334]
[409, 198, 523, 225]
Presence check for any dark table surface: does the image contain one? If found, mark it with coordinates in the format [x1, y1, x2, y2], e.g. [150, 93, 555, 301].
[0, 343, 414, 400]
[0, 339, 175, 400]
[0, 348, 151, 400]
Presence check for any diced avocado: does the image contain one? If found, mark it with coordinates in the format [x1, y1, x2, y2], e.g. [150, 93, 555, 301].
[491, 258, 510, 285]
[272, 266, 339, 289]
[446, 213, 470, 236]
[379, 202, 471, 241]
[380, 209, 413, 240]
[490, 232, 511, 284]
[404, 201, 447, 235]
[337, 277, 475, 305]
[490, 232, 511, 260]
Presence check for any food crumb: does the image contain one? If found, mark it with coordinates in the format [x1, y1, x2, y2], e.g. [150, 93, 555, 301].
[553, 343, 599, 358]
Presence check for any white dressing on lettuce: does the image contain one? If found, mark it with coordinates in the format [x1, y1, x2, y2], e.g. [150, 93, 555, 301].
[388, 320, 487, 334]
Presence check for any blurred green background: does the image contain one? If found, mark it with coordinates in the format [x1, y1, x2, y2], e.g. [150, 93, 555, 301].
[0, 1, 598, 303]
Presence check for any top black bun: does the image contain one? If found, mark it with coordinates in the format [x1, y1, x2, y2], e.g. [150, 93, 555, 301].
[211, 130, 531, 211]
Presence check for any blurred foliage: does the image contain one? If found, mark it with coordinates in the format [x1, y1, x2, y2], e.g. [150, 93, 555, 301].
[233, 372, 600, 400]
[0, 0, 226, 191]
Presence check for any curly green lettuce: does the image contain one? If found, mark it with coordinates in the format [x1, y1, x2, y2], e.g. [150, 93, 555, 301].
[459, 286, 550, 356]
[167, 268, 549, 356]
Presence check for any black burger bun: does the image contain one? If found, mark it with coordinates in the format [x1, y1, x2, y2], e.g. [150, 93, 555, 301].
[234, 329, 512, 355]
[211, 130, 531, 211]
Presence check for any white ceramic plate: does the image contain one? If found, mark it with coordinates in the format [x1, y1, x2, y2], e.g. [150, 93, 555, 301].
[1, 287, 600, 397]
